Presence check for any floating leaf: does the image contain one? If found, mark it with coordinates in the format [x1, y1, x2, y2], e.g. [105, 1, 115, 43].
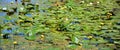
[25, 30, 36, 41]
[43, 47, 61, 50]
[71, 36, 79, 44]
[99, 47, 111, 50]
[67, 44, 78, 49]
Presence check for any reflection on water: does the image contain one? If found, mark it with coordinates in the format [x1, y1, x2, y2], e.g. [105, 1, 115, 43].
[25, 13, 32, 17]
[0, 12, 6, 16]
[0, 0, 50, 13]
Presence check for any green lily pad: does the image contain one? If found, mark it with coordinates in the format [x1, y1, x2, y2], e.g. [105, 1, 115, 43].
[25, 30, 36, 41]
[43, 47, 61, 50]
[71, 36, 79, 44]
[67, 44, 78, 49]
[100, 47, 111, 50]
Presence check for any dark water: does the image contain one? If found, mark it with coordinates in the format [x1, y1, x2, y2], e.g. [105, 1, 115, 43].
[0, 12, 6, 16]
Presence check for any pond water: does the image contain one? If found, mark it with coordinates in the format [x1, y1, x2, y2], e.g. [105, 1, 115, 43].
[0, 12, 6, 16]
[0, 0, 120, 50]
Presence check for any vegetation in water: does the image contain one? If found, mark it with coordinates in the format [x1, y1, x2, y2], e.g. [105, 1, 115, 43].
[0, 0, 120, 50]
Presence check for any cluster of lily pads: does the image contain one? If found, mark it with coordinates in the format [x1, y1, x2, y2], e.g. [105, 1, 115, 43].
[0, 0, 120, 50]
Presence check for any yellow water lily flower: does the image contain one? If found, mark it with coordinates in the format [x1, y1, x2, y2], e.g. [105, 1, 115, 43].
[13, 41, 18, 45]
[88, 36, 93, 39]
[40, 35, 44, 38]
[40, 35, 45, 40]
[60, 6, 67, 10]
[0, 34, 3, 36]
[100, 23, 105, 25]
[107, 12, 112, 19]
